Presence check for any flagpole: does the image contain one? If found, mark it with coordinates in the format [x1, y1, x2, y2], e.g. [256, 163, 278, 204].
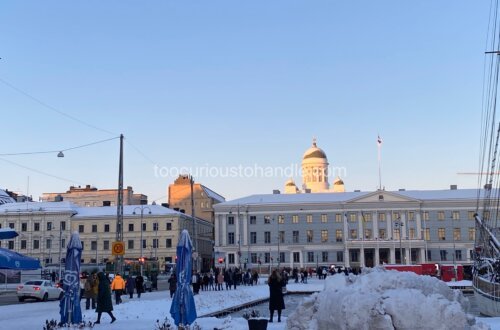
[377, 135, 382, 190]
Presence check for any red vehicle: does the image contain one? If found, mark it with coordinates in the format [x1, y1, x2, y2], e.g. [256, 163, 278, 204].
[438, 264, 463, 282]
[383, 264, 423, 275]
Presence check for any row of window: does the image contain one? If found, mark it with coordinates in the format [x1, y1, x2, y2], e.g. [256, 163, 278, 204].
[77, 222, 170, 233]
[226, 210, 478, 226]
[1, 221, 67, 232]
[1, 238, 175, 251]
[227, 227, 476, 244]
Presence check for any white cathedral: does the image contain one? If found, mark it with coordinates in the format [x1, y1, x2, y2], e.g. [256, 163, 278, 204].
[284, 139, 345, 194]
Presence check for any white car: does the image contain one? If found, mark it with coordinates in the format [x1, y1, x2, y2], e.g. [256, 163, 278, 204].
[17, 280, 64, 302]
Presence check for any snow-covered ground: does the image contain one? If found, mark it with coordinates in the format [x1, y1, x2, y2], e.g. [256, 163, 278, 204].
[0, 271, 499, 329]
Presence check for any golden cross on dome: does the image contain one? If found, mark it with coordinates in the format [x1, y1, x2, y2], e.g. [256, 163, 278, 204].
[312, 137, 317, 147]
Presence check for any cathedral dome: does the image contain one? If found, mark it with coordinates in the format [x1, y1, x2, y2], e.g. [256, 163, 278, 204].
[303, 140, 327, 160]
[285, 179, 296, 187]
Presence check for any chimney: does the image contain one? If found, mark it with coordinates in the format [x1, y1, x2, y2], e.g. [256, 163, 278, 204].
[273, 190, 280, 194]
[54, 195, 63, 202]
[398, 189, 406, 191]
[173, 207, 180, 212]
[450, 185, 457, 190]
[180, 209, 185, 214]
[161, 203, 170, 208]
[103, 201, 111, 206]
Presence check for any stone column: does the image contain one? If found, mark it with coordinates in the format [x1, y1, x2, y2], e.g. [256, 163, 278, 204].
[390, 245, 396, 264]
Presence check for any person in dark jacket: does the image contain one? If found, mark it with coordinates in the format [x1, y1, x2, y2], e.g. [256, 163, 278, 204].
[135, 274, 144, 298]
[83, 272, 98, 310]
[125, 276, 135, 299]
[168, 274, 177, 298]
[95, 272, 116, 324]
[268, 270, 285, 323]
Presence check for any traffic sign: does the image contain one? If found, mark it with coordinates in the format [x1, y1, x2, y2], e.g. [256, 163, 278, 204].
[112, 241, 125, 256]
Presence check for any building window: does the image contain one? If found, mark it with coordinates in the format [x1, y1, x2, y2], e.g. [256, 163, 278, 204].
[142, 223, 146, 231]
[34, 223, 40, 231]
[393, 212, 400, 220]
[336, 229, 343, 242]
[293, 252, 300, 263]
[45, 239, 51, 249]
[394, 229, 401, 240]
[250, 216, 256, 225]
[20, 240, 27, 249]
[264, 232, 271, 244]
[335, 213, 342, 222]
[468, 228, 475, 240]
[128, 240, 134, 249]
[47, 222, 52, 231]
[438, 228, 446, 240]
[321, 214, 328, 223]
[350, 229, 357, 239]
[306, 230, 313, 243]
[437, 211, 445, 220]
[251, 253, 257, 264]
[452, 211, 460, 220]
[33, 240, 40, 249]
[78, 225, 84, 233]
[228, 253, 235, 264]
[142, 239, 146, 249]
[129, 224, 134, 232]
[363, 213, 372, 222]
[279, 231, 285, 244]
[264, 216, 271, 224]
[468, 211, 475, 220]
[92, 224, 98, 233]
[307, 252, 314, 263]
[337, 251, 344, 263]
[153, 223, 159, 231]
[440, 250, 448, 261]
[456, 250, 462, 261]
[228, 216, 234, 225]
[378, 213, 386, 221]
[484, 211, 491, 220]
[379, 229, 386, 239]
[349, 213, 356, 222]
[292, 215, 299, 224]
[279, 252, 285, 263]
[306, 215, 313, 223]
[278, 215, 285, 224]
[228, 232, 235, 245]
[408, 212, 415, 221]
[322, 251, 328, 262]
[423, 211, 429, 220]
[454, 228, 461, 241]
[293, 231, 299, 243]
[61, 239, 65, 249]
[321, 230, 328, 242]
[103, 241, 109, 250]
[153, 239, 159, 249]
[104, 224, 109, 232]
[250, 232, 257, 244]
[409, 228, 415, 239]
[21, 223, 27, 232]
[91, 241, 97, 251]
[166, 239, 172, 248]
[350, 250, 359, 262]
[166, 223, 172, 231]
[8, 241, 14, 249]
[424, 228, 430, 240]
[264, 253, 270, 263]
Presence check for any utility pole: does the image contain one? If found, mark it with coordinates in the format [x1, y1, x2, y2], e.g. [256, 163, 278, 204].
[190, 175, 199, 272]
[116, 134, 124, 274]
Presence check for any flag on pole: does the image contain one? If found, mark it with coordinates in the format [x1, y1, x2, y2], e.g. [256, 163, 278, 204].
[377, 135, 382, 146]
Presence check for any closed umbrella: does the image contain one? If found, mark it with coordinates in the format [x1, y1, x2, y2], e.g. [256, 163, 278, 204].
[59, 231, 83, 325]
[170, 229, 197, 326]
[0, 228, 19, 240]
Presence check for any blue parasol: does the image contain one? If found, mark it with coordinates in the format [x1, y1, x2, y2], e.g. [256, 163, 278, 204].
[0, 248, 40, 269]
[170, 229, 197, 326]
[0, 228, 19, 240]
[59, 231, 83, 325]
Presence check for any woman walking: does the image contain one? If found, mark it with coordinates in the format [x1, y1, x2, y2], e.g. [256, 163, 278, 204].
[125, 275, 135, 299]
[268, 270, 285, 323]
[95, 272, 116, 324]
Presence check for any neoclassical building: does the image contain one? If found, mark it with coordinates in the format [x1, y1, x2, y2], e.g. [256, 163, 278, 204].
[284, 139, 345, 194]
[213, 187, 478, 271]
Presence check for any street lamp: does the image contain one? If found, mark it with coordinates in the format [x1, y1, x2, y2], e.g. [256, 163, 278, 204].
[394, 217, 404, 264]
[274, 217, 281, 269]
[133, 205, 152, 276]
[229, 205, 242, 270]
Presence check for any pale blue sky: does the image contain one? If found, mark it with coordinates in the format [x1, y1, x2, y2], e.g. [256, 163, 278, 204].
[0, 1, 489, 202]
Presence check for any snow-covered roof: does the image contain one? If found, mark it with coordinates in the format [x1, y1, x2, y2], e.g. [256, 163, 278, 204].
[0, 201, 77, 213]
[73, 204, 187, 218]
[202, 185, 225, 203]
[0, 189, 15, 205]
[216, 188, 486, 208]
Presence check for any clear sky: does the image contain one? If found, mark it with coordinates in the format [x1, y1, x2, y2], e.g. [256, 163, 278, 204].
[0, 1, 490, 202]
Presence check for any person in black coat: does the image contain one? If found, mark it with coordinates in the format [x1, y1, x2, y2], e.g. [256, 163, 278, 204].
[168, 274, 177, 298]
[135, 274, 144, 298]
[95, 272, 116, 324]
[268, 270, 285, 323]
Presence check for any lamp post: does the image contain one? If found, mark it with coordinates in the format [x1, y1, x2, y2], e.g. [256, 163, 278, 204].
[133, 205, 151, 276]
[229, 205, 242, 270]
[276, 217, 281, 269]
[58, 225, 63, 280]
[394, 217, 404, 264]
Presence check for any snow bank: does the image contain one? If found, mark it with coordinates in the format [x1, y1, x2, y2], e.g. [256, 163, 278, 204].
[286, 267, 490, 330]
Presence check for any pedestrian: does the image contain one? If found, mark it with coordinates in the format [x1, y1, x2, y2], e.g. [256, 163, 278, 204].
[135, 274, 144, 298]
[168, 273, 177, 298]
[84, 272, 98, 310]
[217, 271, 224, 291]
[95, 272, 116, 324]
[268, 270, 285, 323]
[111, 272, 125, 305]
[125, 275, 135, 299]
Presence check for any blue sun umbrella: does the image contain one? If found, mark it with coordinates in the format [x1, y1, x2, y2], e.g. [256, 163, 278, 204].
[59, 231, 83, 325]
[0, 248, 40, 269]
[0, 228, 19, 240]
[170, 229, 197, 326]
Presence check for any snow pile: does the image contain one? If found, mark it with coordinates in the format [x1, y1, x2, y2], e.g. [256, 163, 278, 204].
[287, 268, 489, 330]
